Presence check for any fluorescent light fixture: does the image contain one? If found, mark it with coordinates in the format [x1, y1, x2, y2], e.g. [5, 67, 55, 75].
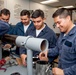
[63, 5, 74, 8]
[40, 0, 59, 4]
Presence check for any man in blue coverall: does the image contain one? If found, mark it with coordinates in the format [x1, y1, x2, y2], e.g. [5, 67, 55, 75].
[20, 9, 57, 66]
[0, 8, 13, 30]
[39, 8, 76, 75]
[0, 9, 10, 34]
[0, 8, 15, 49]
[7, 9, 34, 35]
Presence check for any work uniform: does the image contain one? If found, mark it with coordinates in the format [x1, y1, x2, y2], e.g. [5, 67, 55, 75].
[48, 25, 76, 75]
[20, 23, 57, 57]
[0, 20, 10, 36]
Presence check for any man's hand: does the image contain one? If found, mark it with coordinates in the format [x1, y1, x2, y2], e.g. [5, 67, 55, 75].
[52, 67, 64, 75]
[39, 50, 48, 61]
[3, 44, 12, 49]
[20, 54, 27, 66]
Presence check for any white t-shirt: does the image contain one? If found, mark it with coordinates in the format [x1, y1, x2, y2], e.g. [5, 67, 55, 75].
[24, 21, 31, 33]
[36, 24, 45, 37]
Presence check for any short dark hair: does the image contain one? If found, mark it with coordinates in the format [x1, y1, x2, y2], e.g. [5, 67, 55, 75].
[52, 8, 71, 18]
[1, 8, 10, 16]
[31, 9, 44, 19]
[20, 10, 30, 18]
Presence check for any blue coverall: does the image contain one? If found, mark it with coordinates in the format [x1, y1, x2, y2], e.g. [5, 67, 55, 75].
[20, 23, 57, 57]
[48, 25, 76, 75]
[0, 20, 10, 36]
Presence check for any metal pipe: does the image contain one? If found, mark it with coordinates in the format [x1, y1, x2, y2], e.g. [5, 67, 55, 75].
[27, 49, 33, 75]
[2, 34, 17, 44]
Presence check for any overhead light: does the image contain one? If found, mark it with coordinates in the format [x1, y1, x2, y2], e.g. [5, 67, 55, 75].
[62, 5, 74, 8]
[40, 0, 59, 4]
